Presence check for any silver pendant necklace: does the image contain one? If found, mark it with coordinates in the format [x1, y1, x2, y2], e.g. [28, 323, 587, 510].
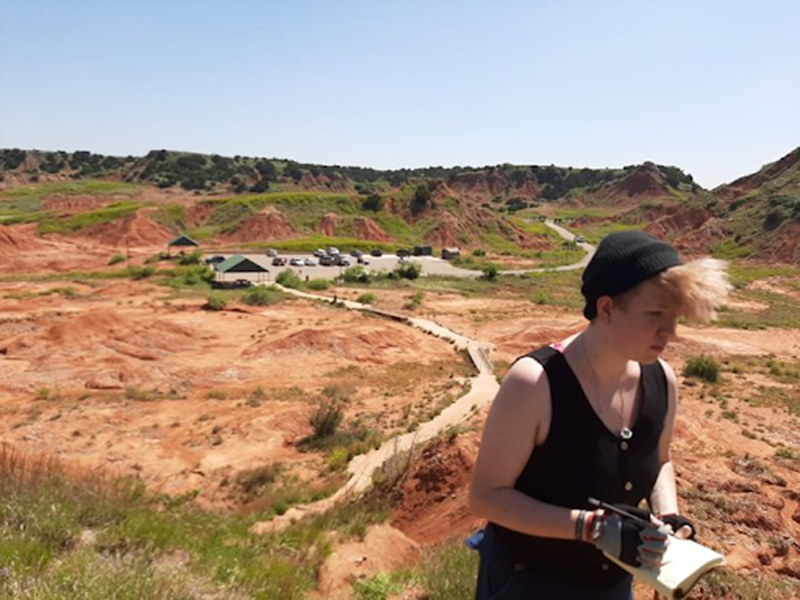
[580, 335, 633, 440]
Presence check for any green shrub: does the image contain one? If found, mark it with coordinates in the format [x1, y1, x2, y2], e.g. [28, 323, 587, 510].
[361, 193, 384, 212]
[357, 293, 376, 304]
[481, 264, 498, 281]
[35, 387, 53, 400]
[472, 248, 486, 257]
[410, 183, 431, 216]
[390, 262, 421, 280]
[326, 447, 350, 471]
[236, 463, 281, 495]
[775, 447, 798, 461]
[242, 285, 283, 306]
[276, 269, 303, 289]
[108, 253, 126, 266]
[309, 401, 344, 439]
[178, 250, 203, 265]
[158, 264, 214, 288]
[404, 291, 425, 310]
[204, 294, 227, 311]
[305, 279, 330, 291]
[343, 266, 371, 284]
[126, 265, 155, 280]
[684, 355, 721, 383]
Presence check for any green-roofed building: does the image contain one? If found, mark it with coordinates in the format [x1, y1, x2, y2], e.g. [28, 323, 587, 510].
[168, 234, 200, 249]
[214, 254, 270, 284]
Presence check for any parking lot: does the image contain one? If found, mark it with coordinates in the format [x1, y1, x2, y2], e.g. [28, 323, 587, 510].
[207, 252, 482, 284]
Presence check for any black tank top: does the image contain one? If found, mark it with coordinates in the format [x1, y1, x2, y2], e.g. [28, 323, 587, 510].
[492, 345, 669, 588]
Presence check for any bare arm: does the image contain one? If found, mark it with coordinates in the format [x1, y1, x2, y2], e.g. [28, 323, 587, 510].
[469, 358, 580, 540]
[649, 360, 679, 517]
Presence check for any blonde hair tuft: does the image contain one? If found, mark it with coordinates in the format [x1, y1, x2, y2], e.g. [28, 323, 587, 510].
[660, 258, 732, 325]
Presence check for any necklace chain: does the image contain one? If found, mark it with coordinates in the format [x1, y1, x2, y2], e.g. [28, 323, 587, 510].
[580, 334, 633, 440]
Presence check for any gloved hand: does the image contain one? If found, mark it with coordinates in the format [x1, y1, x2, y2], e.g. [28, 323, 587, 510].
[659, 513, 696, 540]
[576, 504, 670, 568]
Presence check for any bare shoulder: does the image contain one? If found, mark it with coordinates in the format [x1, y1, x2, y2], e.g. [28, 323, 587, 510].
[657, 358, 678, 394]
[482, 356, 552, 448]
[472, 355, 553, 492]
[495, 356, 550, 411]
[504, 355, 547, 387]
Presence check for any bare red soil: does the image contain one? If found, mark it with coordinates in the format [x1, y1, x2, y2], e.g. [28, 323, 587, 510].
[227, 207, 296, 242]
[317, 212, 338, 236]
[80, 208, 174, 248]
[353, 217, 392, 242]
[1, 195, 799, 596]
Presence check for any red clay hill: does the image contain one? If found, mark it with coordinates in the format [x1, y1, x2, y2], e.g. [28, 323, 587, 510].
[1, 147, 797, 261]
[643, 147, 800, 263]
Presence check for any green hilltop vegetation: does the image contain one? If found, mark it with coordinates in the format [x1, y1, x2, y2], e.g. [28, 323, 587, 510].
[0, 147, 697, 203]
[1, 146, 798, 262]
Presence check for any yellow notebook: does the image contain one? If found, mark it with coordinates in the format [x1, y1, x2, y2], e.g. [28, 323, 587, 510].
[604, 537, 725, 599]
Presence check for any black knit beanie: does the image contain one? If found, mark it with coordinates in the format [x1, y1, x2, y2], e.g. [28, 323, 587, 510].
[581, 230, 681, 320]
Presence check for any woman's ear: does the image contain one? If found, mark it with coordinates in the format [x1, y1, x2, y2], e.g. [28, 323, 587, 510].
[596, 296, 614, 324]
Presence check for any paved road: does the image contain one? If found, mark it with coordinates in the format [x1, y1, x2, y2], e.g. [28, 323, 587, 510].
[499, 220, 595, 275]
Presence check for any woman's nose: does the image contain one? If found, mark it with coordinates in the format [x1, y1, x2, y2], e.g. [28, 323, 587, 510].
[660, 318, 678, 341]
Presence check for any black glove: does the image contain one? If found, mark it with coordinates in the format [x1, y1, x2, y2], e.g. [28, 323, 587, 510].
[583, 504, 669, 568]
[659, 513, 696, 540]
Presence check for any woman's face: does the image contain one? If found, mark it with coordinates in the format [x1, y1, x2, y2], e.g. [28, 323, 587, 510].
[609, 278, 680, 363]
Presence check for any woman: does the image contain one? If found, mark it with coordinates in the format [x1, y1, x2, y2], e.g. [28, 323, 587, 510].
[469, 230, 730, 599]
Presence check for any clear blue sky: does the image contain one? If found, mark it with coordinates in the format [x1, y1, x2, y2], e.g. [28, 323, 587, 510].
[1, 1, 798, 188]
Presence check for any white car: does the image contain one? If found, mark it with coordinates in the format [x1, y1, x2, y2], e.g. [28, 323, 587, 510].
[304, 257, 318, 266]
[289, 257, 304, 266]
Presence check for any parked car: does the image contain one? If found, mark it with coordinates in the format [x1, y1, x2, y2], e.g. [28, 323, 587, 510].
[205, 255, 226, 265]
[399, 256, 412, 264]
[357, 256, 369, 265]
[326, 247, 340, 256]
[370, 249, 383, 257]
[266, 248, 278, 257]
[575, 235, 586, 243]
[289, 257, 304, 266]
[272, 257, 287, 266]
[319, 255, 335, 266]
[304, 257, 318, 266]
[396, 248, 411, 258]
[350, 249, 363, 258]
[335, 256, 351, 267]
[313, 249, 326, 258]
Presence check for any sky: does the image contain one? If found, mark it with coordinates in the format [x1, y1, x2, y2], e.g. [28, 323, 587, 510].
[1, 1, 798, 188]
